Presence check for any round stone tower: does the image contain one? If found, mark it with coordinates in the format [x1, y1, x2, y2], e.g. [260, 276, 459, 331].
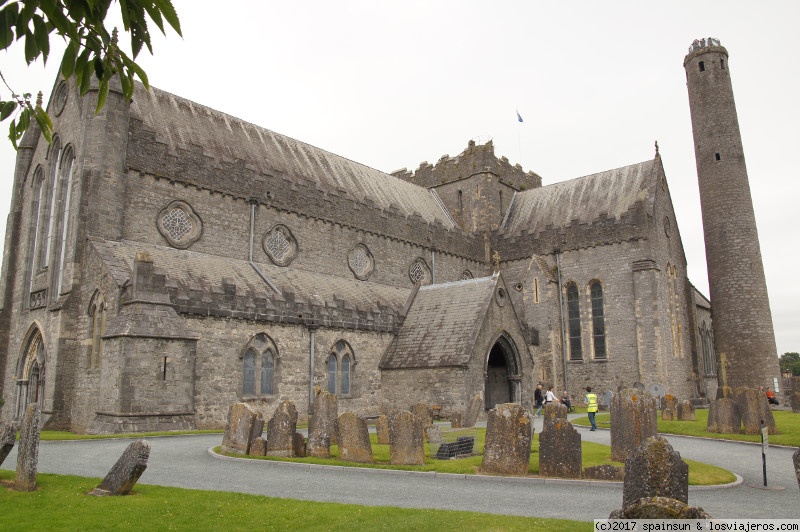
[684, 38, 780, 390]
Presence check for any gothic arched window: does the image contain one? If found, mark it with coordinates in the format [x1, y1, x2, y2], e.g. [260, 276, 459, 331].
[241, 333, 278, 397]
[566, 283, 582, 360]
[590, 281, 606, 359]
[327, 340, 354, 396]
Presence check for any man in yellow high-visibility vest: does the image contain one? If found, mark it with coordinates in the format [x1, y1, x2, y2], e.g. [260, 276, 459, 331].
[584, 386, 598, 431]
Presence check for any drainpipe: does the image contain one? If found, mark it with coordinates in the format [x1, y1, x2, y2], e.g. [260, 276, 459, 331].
[556, 251, 568, 393]
[308, 323, 317, 414]
[431, 248, 436, 284]
[248, 199, 281, 296]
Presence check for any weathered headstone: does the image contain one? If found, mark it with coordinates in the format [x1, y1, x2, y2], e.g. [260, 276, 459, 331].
[221, 402, 263, 455]
[583, 464, 624, 481]
[266, 400, 298, 457]
[676, 400, 695, 421]
[539, 419, 582, 478]
[335, 412, 373, 463]
[90, 440, 151, 496]
[610, 497, 711, 519]
[791, 392, 800, 414]
[375, 415, 390, 444]
[450, 413, 463, 428]
[308, 389, 338, 457]
[249, 437, 267, 456]
[542, 402, 567, 431]
[410, 403, 433, 428]
[15, 404, 40, 491]
[600, 390, 614, 411]
[481, 403, 532, 476]
[426, 424, 442, 444]
[0, 421, 17, 467]
[793, 448, 800, 492]
[661, 394, 677, 421]
[463, 394, 483, 428]
[733, 387, 777, 435]
[292, 432, 307, 458]
[706, 398, 741, 433]
[622, 436, 688, 508]
[389, 410, 424, 465]
[610, 389, 657, 462]
[716, 385, 733, 399]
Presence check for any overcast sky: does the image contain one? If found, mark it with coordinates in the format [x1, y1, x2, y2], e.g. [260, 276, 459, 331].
[1, 1, 797, 356]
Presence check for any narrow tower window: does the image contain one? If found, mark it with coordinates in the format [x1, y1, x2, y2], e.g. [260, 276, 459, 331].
[698, 61, 705, 72]
[566, 283, 582, 360]
[720, 59, 725, 69]
[590, 281, 606, 359]
[715, 153, 721, 161]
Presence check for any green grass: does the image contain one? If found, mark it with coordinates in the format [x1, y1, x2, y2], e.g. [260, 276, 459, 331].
[572, 409, 800, 447]
[0, 470, 590, 531]
[218, 429, 734, 485]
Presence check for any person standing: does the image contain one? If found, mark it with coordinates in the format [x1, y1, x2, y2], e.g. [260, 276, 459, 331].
[584, 387, 598, 431]
[544, 386, 556, 405]
[534, 384, 544, 416]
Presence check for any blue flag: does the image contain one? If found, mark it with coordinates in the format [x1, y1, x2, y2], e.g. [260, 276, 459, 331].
[517, 110, 524, 123]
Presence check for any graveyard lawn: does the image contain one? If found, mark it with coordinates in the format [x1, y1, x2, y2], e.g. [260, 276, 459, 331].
[0, 471, 590, 531]
[217, 430, 734, 485]
[572, 409, 800, 447]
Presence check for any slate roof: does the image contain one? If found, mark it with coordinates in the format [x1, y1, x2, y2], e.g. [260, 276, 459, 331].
[88, 238, 411, 315]
[380, 275, 498, 369]
[128, 84, 454, 227]
[501, 160, 656, 237]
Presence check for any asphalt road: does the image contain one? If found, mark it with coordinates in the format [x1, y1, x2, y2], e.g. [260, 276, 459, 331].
[2, 415, 799, 521]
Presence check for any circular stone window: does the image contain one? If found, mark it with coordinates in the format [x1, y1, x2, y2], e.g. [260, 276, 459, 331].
[53, 80, 68, 116]
[157, 200, 203, 249]
[263, 224, 298, 266]
[348, 243, 374, 280]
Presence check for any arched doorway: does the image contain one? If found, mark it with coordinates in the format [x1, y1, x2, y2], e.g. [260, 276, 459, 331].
[15, 326, 46, 419]
[484, 332, 522, 410]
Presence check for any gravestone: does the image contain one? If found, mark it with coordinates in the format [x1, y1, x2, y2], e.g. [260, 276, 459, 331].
[266, 400, 298, 457]
[661, 395, 677, 421]
[90, 440, 151, 496]
[733, 387, 777, 435]
[791, 392, 800, 414]
[450, 413, 463, 428]
[249, 437, 267, 456]
[389, 410, 424, 465]
[426, 424, 442, 444]
[793, 448, 799, 492]
[375, 415, 390, 444]
[539, 419, 582, 478]
[542, 402, 567, 431]
[15, 404, 40, 492]
[463, 394, 483, 428]
[308, 389, 338, 457]
[481, 403, 532, 476]
[583, 464, 624, 481]
[600, 390, 613, 411]
[0, 421, 16, 467]
[676, 400, 696, 421]
[292, 432, 307, 458]
[716, 385, 733, 399]
[610, 497, 711, 519]
[622, 436, 688, 508]
[221, 402, 263, 455]
[335, 412, 373, 463]
[706, 398, 741, 433]
[410, 403, 433, 428]
[610, 389, 657, 462]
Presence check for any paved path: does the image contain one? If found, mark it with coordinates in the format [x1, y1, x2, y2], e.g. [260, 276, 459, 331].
[2, 416, 799, 521]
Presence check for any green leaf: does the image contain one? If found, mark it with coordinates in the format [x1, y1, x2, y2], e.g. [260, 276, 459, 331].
[129, 58, 149, 89]
[154, 0, 182, 36]
[61, 40, 78, 78]
[95, 79, 109, 114]
[33, 107, 53, 143]
[143, 2, 166, 35]
[0, 100, 17, 120]
[9, 118, 18, 149]
[0, 5, 19, 49]
[32, 14, 50, 63]
[23, 29, 38, 64]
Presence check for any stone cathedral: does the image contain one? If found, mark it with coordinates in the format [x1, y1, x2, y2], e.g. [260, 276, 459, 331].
[5, 41, 774, 434]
